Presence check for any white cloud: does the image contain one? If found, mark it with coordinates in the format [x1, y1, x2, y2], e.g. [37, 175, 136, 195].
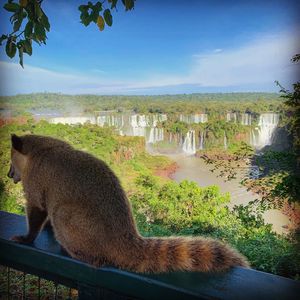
[187, 32, 299, 88]
[213, 49, 223, 53]
[0, 31, 299, 95]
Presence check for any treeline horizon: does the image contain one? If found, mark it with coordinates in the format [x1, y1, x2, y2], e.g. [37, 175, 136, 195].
[0, 91, 280, 97]
[0, 92, 283, 116]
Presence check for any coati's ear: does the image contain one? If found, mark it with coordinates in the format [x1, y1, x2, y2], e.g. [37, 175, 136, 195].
[11, 134, 23, 153]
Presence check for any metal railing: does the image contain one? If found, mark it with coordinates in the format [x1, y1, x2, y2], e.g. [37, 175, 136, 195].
[0, 211, 299, 300]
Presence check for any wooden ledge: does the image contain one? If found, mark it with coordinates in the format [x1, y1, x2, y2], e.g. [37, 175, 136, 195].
[0, 211, 299, 300]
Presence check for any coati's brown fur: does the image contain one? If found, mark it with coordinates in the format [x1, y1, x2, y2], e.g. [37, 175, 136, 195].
[8, 134, 249, 273]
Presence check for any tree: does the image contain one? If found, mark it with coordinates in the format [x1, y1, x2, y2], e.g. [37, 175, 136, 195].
[276, 54, 300, 155]
[0, 0, 135, 67]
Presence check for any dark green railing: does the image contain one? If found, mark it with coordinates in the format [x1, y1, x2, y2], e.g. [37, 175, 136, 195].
[0, 211, 299, 300]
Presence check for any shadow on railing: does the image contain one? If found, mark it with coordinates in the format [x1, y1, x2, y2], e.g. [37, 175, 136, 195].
[0, 211, 299, 300]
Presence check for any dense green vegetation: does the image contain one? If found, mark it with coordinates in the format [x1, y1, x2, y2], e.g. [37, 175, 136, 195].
[0, 92, 283, 116]
[0, 120, 299, 279]
[131, 175, 299, 278]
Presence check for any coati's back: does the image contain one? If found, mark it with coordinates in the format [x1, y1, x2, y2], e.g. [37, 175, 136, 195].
[14, 134, 249, 273]
[21, 135, 137, 236]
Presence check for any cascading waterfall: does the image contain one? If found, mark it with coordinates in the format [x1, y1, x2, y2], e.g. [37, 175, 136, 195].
[131, 114, 147, 136]
[147, 127, 164, 144]
[97, 115, 124, 128]
[224, 132, 228, 150]
[138, 115, 147, 127]
[180, 114, 208, 124]
[241, 113, 251, 126]
[199, 131, 204, 150]
[226, 113, 231, 122]
[194, 113, 208, 123]
[130, 114, 138, 128]
[250, 113, 279, 150]
[226, 112, 237, 123]
[131, 114, 147, 127]
[132, 127, 146, 137]
[182, 130, 196, 155]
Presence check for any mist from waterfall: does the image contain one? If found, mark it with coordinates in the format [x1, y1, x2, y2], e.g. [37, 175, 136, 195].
[49, 116, 96, 125]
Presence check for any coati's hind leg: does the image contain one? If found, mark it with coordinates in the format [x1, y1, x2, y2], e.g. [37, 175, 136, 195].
[60, 243, 107, 267]
[54, 231, 107, 267]
[50, 208, 107, 267]
[11, 203, 47, 244]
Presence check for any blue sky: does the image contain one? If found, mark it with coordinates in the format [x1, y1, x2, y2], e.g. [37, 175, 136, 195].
[0, 0, 299, 95]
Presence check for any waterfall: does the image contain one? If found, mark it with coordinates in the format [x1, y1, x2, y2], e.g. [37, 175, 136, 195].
[97, 116, 106, 126]
[132, 127, 146, 137]
[182, 130, 196, 155]
[199, 131, 204, 150]
[226, 113, 231, 122]
[138, 115, 147, 127]
[147, 127, 164, 144]
[194, 114, 208, 123]
[226, 112, 237, 123]
[159, 114, 168, 122]
[180, 114, 208, 124]
[97, 115, 123, 128]
[130, 115, 138, 127]
[250, 113, 279, 150]
[241, 113, 252, 126]
[224, 133, 228, 150]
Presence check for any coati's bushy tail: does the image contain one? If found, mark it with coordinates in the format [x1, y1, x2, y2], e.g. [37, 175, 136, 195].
[123, 236, 249, 273]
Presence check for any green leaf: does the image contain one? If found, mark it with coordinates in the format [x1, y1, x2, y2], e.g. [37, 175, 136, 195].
[40, 11, 50, 31]
[24, 21, 33, 38]
[122, 0, 134, 11]
[34, 23, 46, 42]
[5, 39, 17, 58]
[90, 8, 99, 23]
[78, 4, 88, 13]
[13, 11, 24, 32]
[18, 46, 24, 68]
[0, 34, 8, 46]
[34, 1, 43, 18]
[110, 0, 118, 9]
[80, 11, 92, 26]
[23, 39, 32, 55]
[103, 9, 113, 26]
[94, 1, 102, 12]
[4, 2, 20, 12]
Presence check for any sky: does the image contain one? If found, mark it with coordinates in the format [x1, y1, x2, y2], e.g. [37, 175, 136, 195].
[0, 0, 299, 95]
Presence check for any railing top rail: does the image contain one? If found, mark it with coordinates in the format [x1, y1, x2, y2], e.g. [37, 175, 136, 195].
[0, 210, 299, 300]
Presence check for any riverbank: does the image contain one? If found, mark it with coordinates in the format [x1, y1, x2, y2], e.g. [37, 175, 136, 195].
[154, 162, 178, 179]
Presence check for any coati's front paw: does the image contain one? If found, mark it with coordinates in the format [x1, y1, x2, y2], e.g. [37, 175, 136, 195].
[10, 235, 34, 244]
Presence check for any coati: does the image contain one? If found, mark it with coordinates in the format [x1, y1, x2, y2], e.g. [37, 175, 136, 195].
[8, 134, 249, 273]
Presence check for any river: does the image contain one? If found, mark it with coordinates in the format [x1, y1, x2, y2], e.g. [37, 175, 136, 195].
[167, 154, 291, 234]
